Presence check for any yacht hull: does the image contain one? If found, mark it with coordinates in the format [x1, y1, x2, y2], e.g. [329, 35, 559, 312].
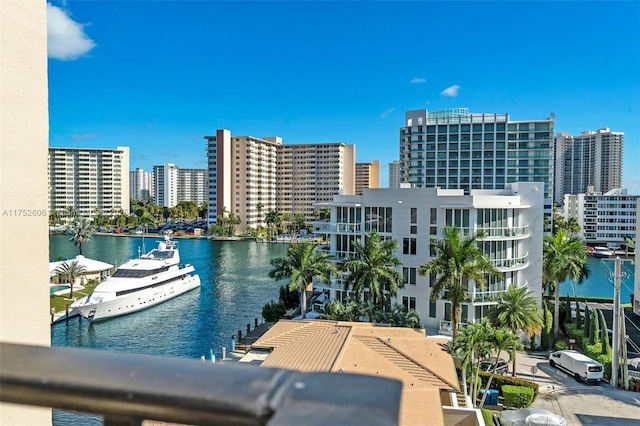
[73, 275, 201, 321]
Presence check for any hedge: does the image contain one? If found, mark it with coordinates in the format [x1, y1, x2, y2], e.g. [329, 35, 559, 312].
[502, 385, 534, 408]
[478, 371, 539, 400]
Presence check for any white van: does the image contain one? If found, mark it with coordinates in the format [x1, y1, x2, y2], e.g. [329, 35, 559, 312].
[549, 350, 604, 383]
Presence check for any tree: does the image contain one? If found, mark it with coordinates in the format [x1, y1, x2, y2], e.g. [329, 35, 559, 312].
[451, 321, 493, 404]
[49, 209, 61, 226]
[418, 227, 500, 336]
[383, 303, 423, 329]
[265, 210, 282, 239]
[269, 242, 337, 319]
[54, 260, 87, 299]
[68, 217, 95, 255]
[138, 211, 156, 234]
[488, 285, 543, 376]
[599, 310, 611, 355]
[479, 328, 523, 408]
[320, 300, 361, 322]
[342, 231, 404, 312]
[543, 229, 590, 342]
[589, 309, 600, 345]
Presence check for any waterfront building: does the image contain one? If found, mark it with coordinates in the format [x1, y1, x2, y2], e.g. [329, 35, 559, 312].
[130, 168, 154, 201]
[205, 130, 279, 227]
[355, 160, 380, 195]
[276, 142, 355, 222]
[153, 163, 179, 208]
[635, 203, 640, 316]
[313, 182, 544, 334]
[1, 2, 52, 423]
[563, 188, 638, 247]
[399, 108, 554, 230]
[388, 160, 401, 188]
[48, 146, 130, 219]
[177, 168, 208, 205]
[554, 128, 623, 203]
[246, 320, 482, 426]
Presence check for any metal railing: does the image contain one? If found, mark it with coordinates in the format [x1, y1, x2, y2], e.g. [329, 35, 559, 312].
[0, 342, 401, 426]
[313, 221, 363, 234]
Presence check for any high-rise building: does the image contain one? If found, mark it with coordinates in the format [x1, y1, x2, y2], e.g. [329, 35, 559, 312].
[399, 108, 554, 228]
[153, 163, 179, 208]
[177, 168, 208, 206]
[355, 160, 380, 195]
[205, 130, 279, 227]
[554, 128, 623, 203]
[388, 160, 401, 188]
[48, 146, 130, 218]
[277, 142, 355, 221]
[130, 168, 154, 201]
[563, 188, 637, 247]
[312, 182, 544, 332]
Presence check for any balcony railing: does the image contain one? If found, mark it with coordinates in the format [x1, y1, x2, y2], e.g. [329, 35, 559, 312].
[490, 253, 529, 271]
[476, 225, 529, 239]
[0, 342, 402, 426]
[313, 221, 363, 234]
[472, 281, 528, 303]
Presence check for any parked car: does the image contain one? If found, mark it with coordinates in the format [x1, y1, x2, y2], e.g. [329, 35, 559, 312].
[549, 350, 603, 383]
[480, 357, 509, 375]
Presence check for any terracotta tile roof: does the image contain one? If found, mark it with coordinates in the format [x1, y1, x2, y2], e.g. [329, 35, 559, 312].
[250, 320, 461, 426]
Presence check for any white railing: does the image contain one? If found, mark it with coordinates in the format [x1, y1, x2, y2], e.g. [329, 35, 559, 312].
[476, 225, 529, 239]
[472, 281, 528, 303]
[313, 221, 363, 234]
[490, 254, 529, 271]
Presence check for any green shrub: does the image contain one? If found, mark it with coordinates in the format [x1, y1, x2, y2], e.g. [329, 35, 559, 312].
[478, 371, 539, 400]
[261, 300, 285, 322]
[502, 385, 534, 408]
[554, 340, 568, 351]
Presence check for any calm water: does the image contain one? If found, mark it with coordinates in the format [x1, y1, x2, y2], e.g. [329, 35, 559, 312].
[50, 235, 288, 425]
[559, 255, 635, 303]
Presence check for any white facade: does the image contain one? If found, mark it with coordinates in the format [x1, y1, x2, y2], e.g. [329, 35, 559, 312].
[554, 128, 623, 203]
[388, 160, 401, 188]
[563, 188, 638, 247]
[130, 168, 154, 201]
[153, 163, 179, 208]
[313, 182, 544, 333]
[177, 168, 207, 205]
[48, 146, 130, 218]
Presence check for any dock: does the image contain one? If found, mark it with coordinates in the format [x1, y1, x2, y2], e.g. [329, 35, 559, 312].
[234, 320, 274, 352]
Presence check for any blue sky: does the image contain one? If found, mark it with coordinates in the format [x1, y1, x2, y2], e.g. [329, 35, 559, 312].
[48, 1, 640, 192]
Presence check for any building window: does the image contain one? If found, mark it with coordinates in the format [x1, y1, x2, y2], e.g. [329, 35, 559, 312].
[403, 238, 417, 255]
[403, 267, 417, 285]
[402, 296, 416, 311]
[429, 300, 437, 318]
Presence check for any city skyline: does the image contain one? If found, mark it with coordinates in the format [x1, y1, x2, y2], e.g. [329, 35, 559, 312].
[47, 1, 639, 192]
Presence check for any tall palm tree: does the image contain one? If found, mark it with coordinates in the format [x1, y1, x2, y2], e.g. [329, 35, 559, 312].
[418, 227, 501, 336]
[488, 285, 543, 376]
[342, 231, 404, 312]
[452, 321, 493, 401]
[265, 210, 282, 239]
[68, 217, 95, 255]
[269, 242, 337, 319]
[479, 328, 522, 408]
[54, 260, 87, 299]
[543, 229, 589, 342]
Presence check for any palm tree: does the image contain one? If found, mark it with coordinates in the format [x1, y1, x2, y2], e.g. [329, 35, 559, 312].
[54, 260, 87, 299]
[265, 210, 282, 239]
[269, 242, 337, 319]
[342, 231, 404, 312]
[543, 229, 589, 342]
[479, 328, 523, 408]
[68, 217, 95, 255]
[488, 285, 543, 376]
[452, 321, 493, 402]
[418, 227, 501, 336]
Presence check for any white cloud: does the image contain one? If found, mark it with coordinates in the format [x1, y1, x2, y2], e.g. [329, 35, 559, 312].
[47, 3, 96, 60]
[380, 108, 395, 119]
[71, 133, 97, 140]
[440, 85, 461, 97]
[410, 77, 426, 84]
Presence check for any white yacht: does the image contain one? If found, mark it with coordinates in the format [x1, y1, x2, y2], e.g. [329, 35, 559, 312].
[71, 233, 201, 321]
[591, 246, 615, 258]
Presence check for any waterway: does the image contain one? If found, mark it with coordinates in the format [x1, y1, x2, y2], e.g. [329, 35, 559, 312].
[559, 255, 635, 304]
[50, 234, 288, 425]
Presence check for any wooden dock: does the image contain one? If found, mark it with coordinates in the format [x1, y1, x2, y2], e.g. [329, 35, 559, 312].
[235, 321, 274, 352]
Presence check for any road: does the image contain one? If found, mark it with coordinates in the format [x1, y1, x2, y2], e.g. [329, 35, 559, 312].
[515, 351, 640, 425]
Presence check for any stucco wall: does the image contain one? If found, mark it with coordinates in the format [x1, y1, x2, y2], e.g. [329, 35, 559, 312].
[0, 0, 51, 424]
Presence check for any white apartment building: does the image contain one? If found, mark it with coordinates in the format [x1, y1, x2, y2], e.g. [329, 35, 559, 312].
[153, 163, 179, 208]
[355, 160, 380, 195]
[277, 142, 355, 222]
[177, 168, 208, 205]
[312, 182, 544, 333]
[554, 128, 623, 203]
[205, 130, 279, 227]
[563, 188, 638, 247]
[130, 168, 154, 201]
[48, 146, 130, 218]
[399, 109, 554, 230]
[388, 160, 401, 188]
